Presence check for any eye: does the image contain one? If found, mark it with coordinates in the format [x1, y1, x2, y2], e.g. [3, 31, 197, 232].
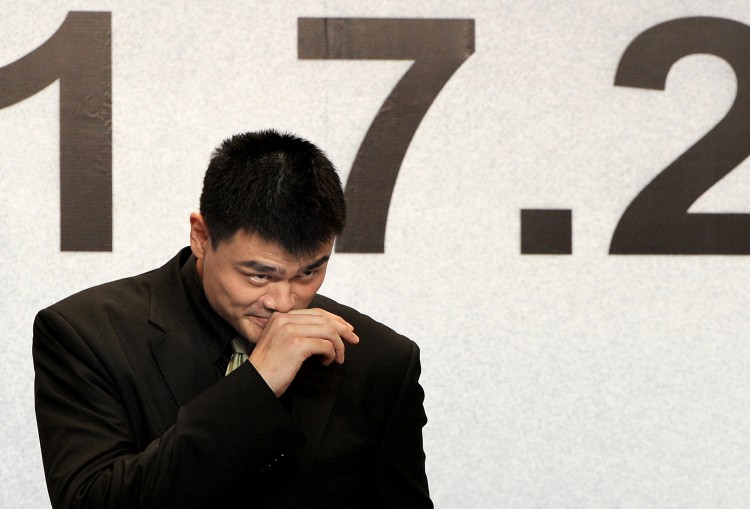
[297, 270, 318, 280]
[247, 273, 271, 283]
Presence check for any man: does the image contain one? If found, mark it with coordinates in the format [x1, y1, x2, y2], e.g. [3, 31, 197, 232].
[33, 130, 432, 508]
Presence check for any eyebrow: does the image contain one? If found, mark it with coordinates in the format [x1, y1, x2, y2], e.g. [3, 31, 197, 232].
[238, 255, 330, 276]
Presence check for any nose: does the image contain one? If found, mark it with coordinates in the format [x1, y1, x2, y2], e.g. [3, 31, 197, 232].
[261, 281, 295, 313]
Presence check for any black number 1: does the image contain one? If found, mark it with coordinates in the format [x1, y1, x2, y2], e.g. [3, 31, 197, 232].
[610, 17, 750, 254]
[0, 11, 112, 251]
[299, 18, 475, 253]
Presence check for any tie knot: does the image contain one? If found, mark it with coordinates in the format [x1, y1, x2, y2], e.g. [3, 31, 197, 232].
[226, 337, 250, 376]
[230, 337, 249, 355]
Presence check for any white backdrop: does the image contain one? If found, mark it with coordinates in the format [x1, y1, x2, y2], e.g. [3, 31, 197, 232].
[3, 1, 750, 507]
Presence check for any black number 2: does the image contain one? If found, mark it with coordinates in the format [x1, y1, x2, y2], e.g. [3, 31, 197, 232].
[610, 17, 750, 254]
[299, 18, 475, 253]
[0, 11, 112, 251]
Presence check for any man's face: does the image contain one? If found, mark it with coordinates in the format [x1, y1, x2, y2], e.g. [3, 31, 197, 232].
[190, 213, 333, 343]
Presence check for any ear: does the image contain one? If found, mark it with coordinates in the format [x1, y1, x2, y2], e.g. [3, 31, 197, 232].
[189, 212, 210, 260]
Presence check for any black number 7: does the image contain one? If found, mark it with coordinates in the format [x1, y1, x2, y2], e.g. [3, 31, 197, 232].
[299, 18, 475, 253]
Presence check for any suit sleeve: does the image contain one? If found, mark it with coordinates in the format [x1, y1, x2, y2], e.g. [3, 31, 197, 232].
[376, 341, 434, 508]
[33, 307, 305, 509]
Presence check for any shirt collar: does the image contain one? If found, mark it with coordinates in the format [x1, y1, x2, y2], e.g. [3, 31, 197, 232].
[180, 253, 238, 364]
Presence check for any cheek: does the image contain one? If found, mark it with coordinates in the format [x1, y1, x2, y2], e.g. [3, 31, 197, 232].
[205, 272, 251, 308]
[222, 280, 266, 310]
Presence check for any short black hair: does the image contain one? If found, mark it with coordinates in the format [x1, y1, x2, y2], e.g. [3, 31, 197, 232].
[199, 130, 346, 257]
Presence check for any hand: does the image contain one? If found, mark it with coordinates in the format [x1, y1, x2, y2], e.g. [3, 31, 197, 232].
[247, 308, 359, 396]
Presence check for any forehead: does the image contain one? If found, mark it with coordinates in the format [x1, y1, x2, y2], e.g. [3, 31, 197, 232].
[217, 230, 333, 266]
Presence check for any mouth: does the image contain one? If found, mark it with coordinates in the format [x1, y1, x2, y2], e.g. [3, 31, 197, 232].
[250, 315, 269, 328]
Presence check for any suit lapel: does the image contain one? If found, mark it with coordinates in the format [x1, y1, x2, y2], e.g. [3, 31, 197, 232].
[261, 359, 343, 508]
[146, 248, 225, 407]
[288, 359, 343, 469]
[149, 320, 223, 407]
[289, 294, 346, 470]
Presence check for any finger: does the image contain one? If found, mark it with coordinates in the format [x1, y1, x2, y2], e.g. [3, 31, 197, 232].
[286, 323, 347, 364]
[280, 309, 359, 344]
[286, 308, 349, 328]
[340, 326, 359, 345]
[309, 309, 358, 343]
[306, 338, 337, 366]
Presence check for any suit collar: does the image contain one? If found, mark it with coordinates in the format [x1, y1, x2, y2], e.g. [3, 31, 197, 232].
[147, 248, 227, 406]
[179, 252, 236, 362]
[148, 247, 193, 331]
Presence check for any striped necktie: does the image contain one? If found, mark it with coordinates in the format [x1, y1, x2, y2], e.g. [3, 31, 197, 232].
[225, 337, 249, 376]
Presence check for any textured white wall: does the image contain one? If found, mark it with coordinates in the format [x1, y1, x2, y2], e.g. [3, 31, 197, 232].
[3, 1, 750, 507]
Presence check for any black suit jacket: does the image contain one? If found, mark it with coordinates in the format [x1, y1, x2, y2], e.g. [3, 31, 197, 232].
[33, 248, 432, 508]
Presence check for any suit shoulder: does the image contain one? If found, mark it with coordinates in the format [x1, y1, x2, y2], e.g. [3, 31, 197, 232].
[39, 249, 187, 325]
[43, 268, 155, 322]
[311, 294, 417, 358]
